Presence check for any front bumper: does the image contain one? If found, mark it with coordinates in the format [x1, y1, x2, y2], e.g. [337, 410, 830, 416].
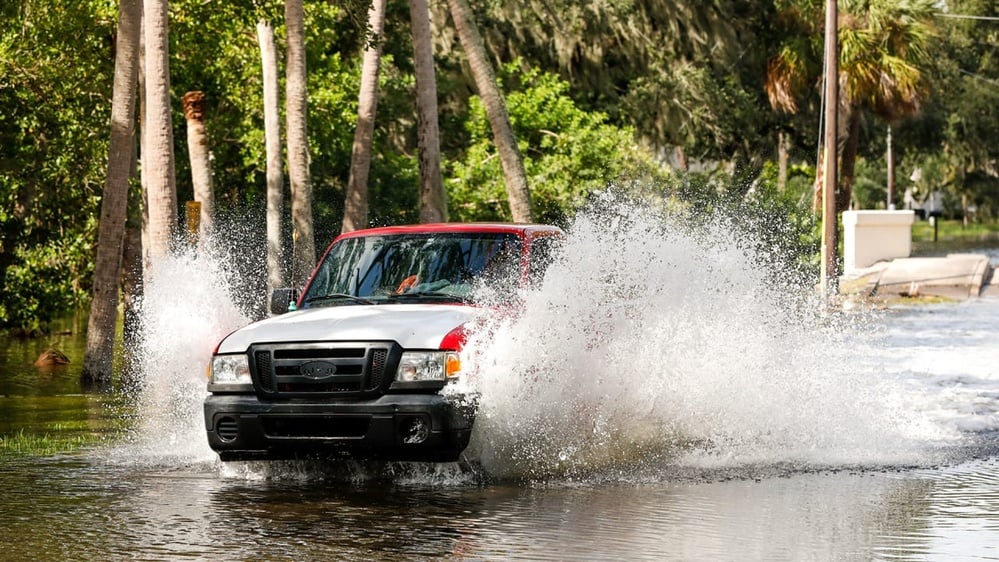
[204, 392, 477, 462]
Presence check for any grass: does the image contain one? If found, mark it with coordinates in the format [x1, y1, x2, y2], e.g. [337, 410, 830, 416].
[0, 391, 137, 460]
[911, 219, 999, 244]
[0, 425, 110, 459]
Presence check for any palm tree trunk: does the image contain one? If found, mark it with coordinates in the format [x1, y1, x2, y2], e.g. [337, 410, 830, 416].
[341, 0, 386, 233]
[838, 106, 862, 213]
[410, 0, 447, 223]
[182, 90, 214, 244]
[257, 20, 284, 292]
[121, 105, 143, 363]
[142, 0, 178, 262]
[285, 0, 316, 286]
[121, 222, 143, 370]
[138, 13, 150, 271]
[445, 0, 532, 222]
[82, 0, 141, 385]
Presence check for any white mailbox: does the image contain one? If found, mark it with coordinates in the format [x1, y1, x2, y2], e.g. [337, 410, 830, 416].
[842, 210, 916, 273]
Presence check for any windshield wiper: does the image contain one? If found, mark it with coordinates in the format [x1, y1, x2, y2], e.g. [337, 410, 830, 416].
[386, 291, 470, 303]
[303, 293, 374, 306]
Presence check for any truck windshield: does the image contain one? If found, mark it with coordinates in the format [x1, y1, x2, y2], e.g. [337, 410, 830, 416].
[301, 232, 523, 306]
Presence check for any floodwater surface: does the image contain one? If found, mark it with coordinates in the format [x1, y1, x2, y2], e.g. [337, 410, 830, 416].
[2, 204, 998, 561]
[3, 451, 999, 561]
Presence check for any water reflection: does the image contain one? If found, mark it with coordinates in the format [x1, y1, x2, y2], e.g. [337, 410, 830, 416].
[906, 461, 999, 560]
[0, 315, 87, 398]
[6, 451, 999, 561]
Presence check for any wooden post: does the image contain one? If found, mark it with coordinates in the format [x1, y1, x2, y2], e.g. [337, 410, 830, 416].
[182, 91, 214, 243]
[186, 201, 201, 246]
[820, 0, 839, 301]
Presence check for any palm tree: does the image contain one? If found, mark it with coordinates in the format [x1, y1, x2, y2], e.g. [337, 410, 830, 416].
[342, 0, 387, 233]
[765, 0, 937, 212]
[257, 20, 284, 292]
[836, 0, 936, 211]
[285, 0, 315, 287]
[83, 0, 141, 384]
[143, 0, 178, 262]
[410, 0, 447, 223]
[445, 0, 533, 222]
[764, 0, 823, 205]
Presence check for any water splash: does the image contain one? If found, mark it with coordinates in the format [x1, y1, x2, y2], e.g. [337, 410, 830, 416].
[109, 196, 978, 482]
[463, 195, 956, 480]
[114, 238, 254, 468]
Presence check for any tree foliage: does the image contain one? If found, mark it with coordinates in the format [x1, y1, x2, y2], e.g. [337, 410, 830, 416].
[448, 64, 667, 225]
[0, 0, 115, 333]
[456, 0, 775, 164]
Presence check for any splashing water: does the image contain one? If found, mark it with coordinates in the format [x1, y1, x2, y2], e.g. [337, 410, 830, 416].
[116, 242, 253, 467]
[462, 196, 957, 480]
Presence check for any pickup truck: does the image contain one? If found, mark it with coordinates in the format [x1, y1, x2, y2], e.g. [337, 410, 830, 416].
[204, 222, 564, 462]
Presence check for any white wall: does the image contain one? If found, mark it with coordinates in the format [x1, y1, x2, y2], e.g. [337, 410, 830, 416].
[842, 210, 916, 272]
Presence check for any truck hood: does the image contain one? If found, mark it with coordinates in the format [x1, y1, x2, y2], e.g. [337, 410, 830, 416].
[216, 304, 483, 353]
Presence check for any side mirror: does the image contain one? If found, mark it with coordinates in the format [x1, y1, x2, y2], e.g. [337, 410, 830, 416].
[270, 288, 300, 315]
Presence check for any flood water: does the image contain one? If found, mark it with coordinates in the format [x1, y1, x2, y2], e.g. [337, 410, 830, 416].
[3, 206, 999, 561]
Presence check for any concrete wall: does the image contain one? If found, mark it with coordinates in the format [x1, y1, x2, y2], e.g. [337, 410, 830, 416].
[842, 210, 916, 273]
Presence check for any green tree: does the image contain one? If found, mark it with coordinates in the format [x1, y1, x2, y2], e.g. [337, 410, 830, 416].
[8, 0, 992, 336]
[285, 0, 316, 286]
[460, 0, 774, 166]
[765, 0, 938, 212]
[448, 66, 666, 224]
[257, 20, 284, 292]
[83, 0, 142, 384]
[342, 0, 388, 233]
[143, 0, 179, 261]
[919, 0, 999, 220]
[837, 0, 938, 211]
[446, 0, 533, 222]
[0, 1, 115, 332]
[410, 0, 447, 223]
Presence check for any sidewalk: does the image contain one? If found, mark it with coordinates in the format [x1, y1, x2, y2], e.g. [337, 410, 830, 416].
[840, 253, 995, 300]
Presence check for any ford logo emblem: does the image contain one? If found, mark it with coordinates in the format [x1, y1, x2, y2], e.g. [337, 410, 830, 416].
[300, 361, 337, 380]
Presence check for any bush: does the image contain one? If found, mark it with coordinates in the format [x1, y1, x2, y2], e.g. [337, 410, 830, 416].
[446, 64, 668, 226]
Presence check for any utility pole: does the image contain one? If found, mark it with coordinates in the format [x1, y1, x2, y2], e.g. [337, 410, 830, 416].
[887, 125, 896, 210]
[820, 0, 839, 301]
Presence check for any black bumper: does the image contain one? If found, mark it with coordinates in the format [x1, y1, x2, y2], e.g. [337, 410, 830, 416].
[204, 393, 477, 462]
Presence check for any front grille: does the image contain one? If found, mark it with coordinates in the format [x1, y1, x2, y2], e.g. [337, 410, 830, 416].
[255, 350, 273, 390]
[369, 349, 387, 390]
[249, 342, 399, 399]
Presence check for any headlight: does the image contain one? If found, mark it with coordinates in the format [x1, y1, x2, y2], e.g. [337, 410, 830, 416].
[210, 354, 252, 387]
[392, 351, 461, 388]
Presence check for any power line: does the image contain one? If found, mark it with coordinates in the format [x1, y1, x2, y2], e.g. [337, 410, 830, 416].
[937, 13, 999, 22]
[959, 68, 999, 87]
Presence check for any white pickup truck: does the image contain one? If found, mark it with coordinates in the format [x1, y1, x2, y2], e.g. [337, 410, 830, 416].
[204, 222, 563, 462]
